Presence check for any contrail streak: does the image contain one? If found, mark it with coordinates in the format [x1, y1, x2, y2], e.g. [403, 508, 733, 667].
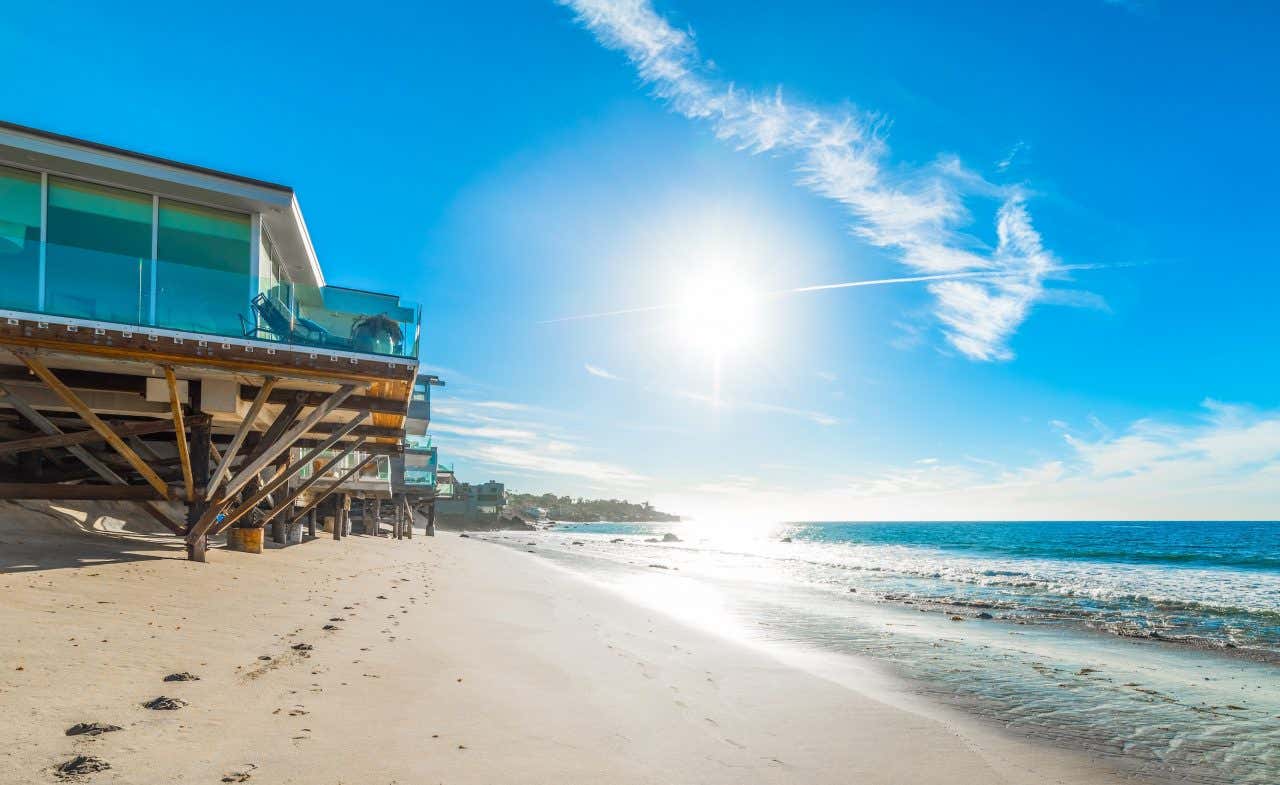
[539, 270, 1015, 325]
[788, 270, 1013, 293]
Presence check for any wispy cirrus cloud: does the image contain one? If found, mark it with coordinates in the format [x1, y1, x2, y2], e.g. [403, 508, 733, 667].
[585, 362, 620, 380]
[817, 401, 1280, 519]
[429, 422, 540, 442]
[670, 388, 840, 427]
[446, 441, 647, 487]
[558, 0, 1078, 361]
[431, 396, 647, 488]
[662, 400, 1280, 521]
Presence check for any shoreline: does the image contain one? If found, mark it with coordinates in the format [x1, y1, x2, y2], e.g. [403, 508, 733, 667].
[2, 510, 1134, 785]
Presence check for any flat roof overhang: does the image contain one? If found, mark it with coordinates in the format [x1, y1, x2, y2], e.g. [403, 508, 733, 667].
[0, 120, 325, 289]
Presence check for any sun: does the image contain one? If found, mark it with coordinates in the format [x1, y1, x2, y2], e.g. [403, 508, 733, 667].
[672, 268, 762, 357]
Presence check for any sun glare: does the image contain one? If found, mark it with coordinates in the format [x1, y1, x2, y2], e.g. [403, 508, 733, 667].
[673, 269, 761, 357]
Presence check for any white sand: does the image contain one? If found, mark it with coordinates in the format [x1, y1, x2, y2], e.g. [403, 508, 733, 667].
[0, 503, 1127, 784]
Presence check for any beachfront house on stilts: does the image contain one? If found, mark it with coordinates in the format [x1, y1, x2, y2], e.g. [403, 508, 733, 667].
[387, 374, 449, 536]
[0, 120, 433, 561]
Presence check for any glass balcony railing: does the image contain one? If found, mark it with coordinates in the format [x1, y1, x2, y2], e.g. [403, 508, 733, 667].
[0, 240, 421, 359]
[403, 469, 437, 487]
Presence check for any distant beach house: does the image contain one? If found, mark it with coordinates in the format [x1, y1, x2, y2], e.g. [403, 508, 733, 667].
[436, 480, 506, 526]
[0, 120, 438, 558]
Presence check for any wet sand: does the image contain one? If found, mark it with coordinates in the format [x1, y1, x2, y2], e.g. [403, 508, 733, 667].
[1, 503, 1128, 784]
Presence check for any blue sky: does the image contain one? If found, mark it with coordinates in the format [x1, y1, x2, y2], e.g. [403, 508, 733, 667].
[5, 1, 1278, 519]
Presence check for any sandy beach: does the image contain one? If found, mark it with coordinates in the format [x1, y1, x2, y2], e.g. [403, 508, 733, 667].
[1, 503, 1129, 785]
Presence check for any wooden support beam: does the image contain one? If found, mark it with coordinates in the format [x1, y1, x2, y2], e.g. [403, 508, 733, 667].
[0, 482, 162, 500]
[128, 436, 166, 464]
[292, 437, 403, 456]
[255, 437, 367, 530]
[0, 381, 185, 532]
[163, 367, 195, 503]
[0, 417, 185, 456]
[286, 454, 379, 528]
[0, 382, 127, 485]
[205, 377, 277, 500]
[242, 390, 305, 467]
[0, 331, 414, 386]
[199, 411, 368, 541]
[138, 503, 186, 536]
[13, 353, 169, 499]
[242, 385, 408, 416]
[186, 408, 213, 560]
[219, 385, 356, 500]
[306, 421, 406, 440]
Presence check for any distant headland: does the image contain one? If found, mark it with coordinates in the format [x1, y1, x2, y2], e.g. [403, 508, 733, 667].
[509, 492, 681, 523]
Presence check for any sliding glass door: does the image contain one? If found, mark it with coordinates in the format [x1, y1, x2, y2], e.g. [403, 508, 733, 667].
[0, 165, 42, 311]
[44, 176, 152, 324]
[156, 199, 251, 338]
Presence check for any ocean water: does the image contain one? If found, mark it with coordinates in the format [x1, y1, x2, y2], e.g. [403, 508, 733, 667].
[483, 520, 1280, 784]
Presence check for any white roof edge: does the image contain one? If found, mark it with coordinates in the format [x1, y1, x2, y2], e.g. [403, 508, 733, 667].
[0, 124, 294, 209]
[289, 195, 326, 288]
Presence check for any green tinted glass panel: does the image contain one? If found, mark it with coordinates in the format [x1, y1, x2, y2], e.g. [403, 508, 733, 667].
[45, 177, 151, 323]
[156, 199, 250, 337]
[0, 165, 41, 310]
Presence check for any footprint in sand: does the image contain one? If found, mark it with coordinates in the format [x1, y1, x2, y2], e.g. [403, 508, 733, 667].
[65, 722, 121, 737]
[220, 763, 257, 782]
[55, 755, 110, 778]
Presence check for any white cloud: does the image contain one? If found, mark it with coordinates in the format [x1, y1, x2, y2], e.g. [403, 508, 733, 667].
[469, 400, 532, 412]
[447, 442, 647, 486]
[584, 362, 620, 380]
[559, 0, 1074, 361]
[664, 401, 1280, 520]
[995, 140, 1028, 172]
[671, 388, 840, 426]
[429, 422, 539, 442]
[430, 395, 647, 489]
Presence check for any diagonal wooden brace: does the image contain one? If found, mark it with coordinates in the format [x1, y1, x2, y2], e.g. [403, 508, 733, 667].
[219, 384, 356, 501]
[163, 367, 195, 503]
[208, 414, 367, 539]
[13, 353, 169, 499]
[254, 437, 368, 530]
[205, 377, 277, 500]
[286, 453, 379, 527]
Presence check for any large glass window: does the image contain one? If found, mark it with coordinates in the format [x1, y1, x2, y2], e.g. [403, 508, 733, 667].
[0, 165, 41, 311]
[156, 199, 250, 337]
[259, 228, 292, 306]
[45, 177, 152, 323]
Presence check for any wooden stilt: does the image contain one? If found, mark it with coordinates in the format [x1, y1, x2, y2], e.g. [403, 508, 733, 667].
[307, 509, 316, 538]
[187, 412, 212, 561]
[188, 533, 207, 562]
